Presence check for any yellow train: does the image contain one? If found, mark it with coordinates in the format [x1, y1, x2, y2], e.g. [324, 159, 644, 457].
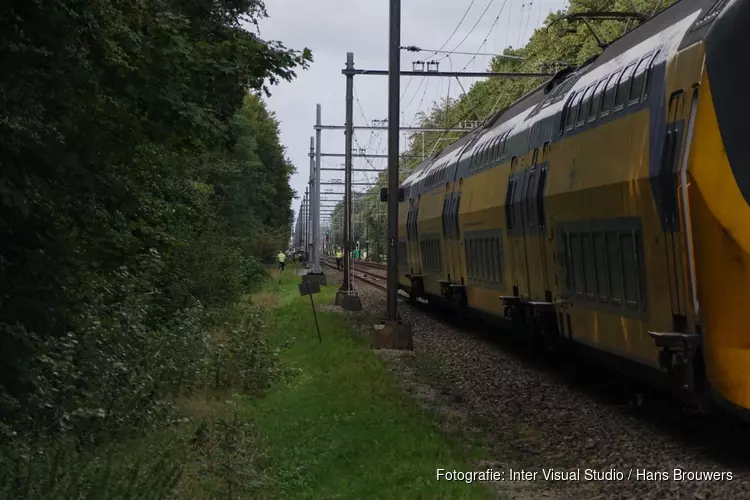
[398, 0, 749, 417]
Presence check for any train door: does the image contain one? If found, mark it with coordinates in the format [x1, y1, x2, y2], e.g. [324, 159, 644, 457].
[520, 147, 550, 301]
[443, 179, 462, 284]
[506, 156, 530, 298]
[536, 143, 552, 300]
[659, 91, 689, 327]
[441, 183, 453, 281]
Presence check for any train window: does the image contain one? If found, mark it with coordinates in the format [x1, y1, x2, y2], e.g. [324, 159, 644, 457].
[606, 232, 623, 305]
[593, 232, 608, 302]
[629, 55, 650, 103]
[490, 238, 496, 283]
[479, 239, 486, 281]
[642, 51, 659, 101]
[473, 239, 479, 280]
[570, 234, 584, 296]
[456, 196, 461, 237]
[536, 164, 548, 227]
[614, 63, 636, 111]
[495, 236, 503, 282]
[493, 238, 500, 283]
[486, 239, 493, 282]
[482, 239, 488, 281]
[525, 172, 536, 225]
[488, 236, 500, 283]
[577, 85, 594, 125]
[560, 232, 573, 292]
[589, 79, 605, 122]
[565, 92, 578, 131]
[600, 71, 620, 117]
[621, 233, 639, 308]
[470, 239, 477, 279]
[442, 199, 449, 236]
[474, 239, 479, 279]
[486, 239, 493, 281]
[477, 238, 485, 281]
[582, 233, 596, 300]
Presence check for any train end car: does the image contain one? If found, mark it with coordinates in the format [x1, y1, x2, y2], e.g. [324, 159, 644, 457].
[684, 0, 750, 417]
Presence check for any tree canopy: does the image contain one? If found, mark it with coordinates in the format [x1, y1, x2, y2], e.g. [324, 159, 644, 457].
[0, 0, 310, 444]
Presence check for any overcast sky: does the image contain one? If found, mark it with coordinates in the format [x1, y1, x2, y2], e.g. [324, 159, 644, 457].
[258, 0, 568, 226]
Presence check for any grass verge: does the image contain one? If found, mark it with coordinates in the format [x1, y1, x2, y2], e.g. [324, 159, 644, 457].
[243, 265, 493, 499]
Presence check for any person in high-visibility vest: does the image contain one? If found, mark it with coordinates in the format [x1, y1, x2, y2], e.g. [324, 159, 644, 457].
[277, 250, 286, 271]
[335, 249, 343, 270]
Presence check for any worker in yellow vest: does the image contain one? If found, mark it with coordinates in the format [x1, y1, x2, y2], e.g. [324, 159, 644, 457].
[335, 249, 343, 270]
[277, 250, 286, 271]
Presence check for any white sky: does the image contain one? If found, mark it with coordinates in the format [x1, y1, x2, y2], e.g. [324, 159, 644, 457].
[258, 0, 568, 226]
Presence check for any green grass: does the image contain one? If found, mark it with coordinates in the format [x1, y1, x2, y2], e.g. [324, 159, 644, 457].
[245, 265, 493, 499]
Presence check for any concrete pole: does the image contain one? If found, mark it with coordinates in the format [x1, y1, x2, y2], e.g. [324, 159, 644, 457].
[372, 0, 413, 348]
[307, 139, 314, 267]
[335, 55, 362, 309]
[342, 54, 354, 292]
[386, 0, 401, 321]
[312, 104, 323, 273]
[304, 188, 309, 264]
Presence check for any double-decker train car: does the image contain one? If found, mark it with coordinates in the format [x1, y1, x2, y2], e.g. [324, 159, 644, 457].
[398, 0, 750, 416]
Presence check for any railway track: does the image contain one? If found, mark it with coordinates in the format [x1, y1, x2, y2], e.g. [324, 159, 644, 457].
[320, 258, 411, 298]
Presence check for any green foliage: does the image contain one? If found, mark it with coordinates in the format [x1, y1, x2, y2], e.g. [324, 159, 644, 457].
[0, 435, 184, 500]
[206, 305, 275, 395]
[345, 0, 674, 254]
[186, 410, 268, 499]
[0, 0, 310, 494]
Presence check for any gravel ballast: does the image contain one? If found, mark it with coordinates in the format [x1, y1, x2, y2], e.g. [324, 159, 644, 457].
[322, 265, 750, 500]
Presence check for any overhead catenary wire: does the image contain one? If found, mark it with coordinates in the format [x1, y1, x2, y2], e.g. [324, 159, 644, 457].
[424, 0, 479, 61]
[434, 0, 498, 62]
[457, 0, 512, 73]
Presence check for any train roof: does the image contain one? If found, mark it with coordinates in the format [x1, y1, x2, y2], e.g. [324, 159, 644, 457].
[400, 0, 725, 196]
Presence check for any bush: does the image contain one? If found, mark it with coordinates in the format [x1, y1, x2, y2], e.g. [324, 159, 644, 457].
[0, 436, 184, 500]
[0, 0, 310, 495]
[206, 305, 274, 395]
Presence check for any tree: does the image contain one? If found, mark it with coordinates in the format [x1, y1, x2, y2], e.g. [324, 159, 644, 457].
[0, 0, 311, 441]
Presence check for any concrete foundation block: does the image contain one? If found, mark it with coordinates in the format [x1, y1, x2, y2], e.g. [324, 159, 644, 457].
[372, 321, 413, 350]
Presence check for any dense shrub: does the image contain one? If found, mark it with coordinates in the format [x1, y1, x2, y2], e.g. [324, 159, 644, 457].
[0, 0, 309, 456]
